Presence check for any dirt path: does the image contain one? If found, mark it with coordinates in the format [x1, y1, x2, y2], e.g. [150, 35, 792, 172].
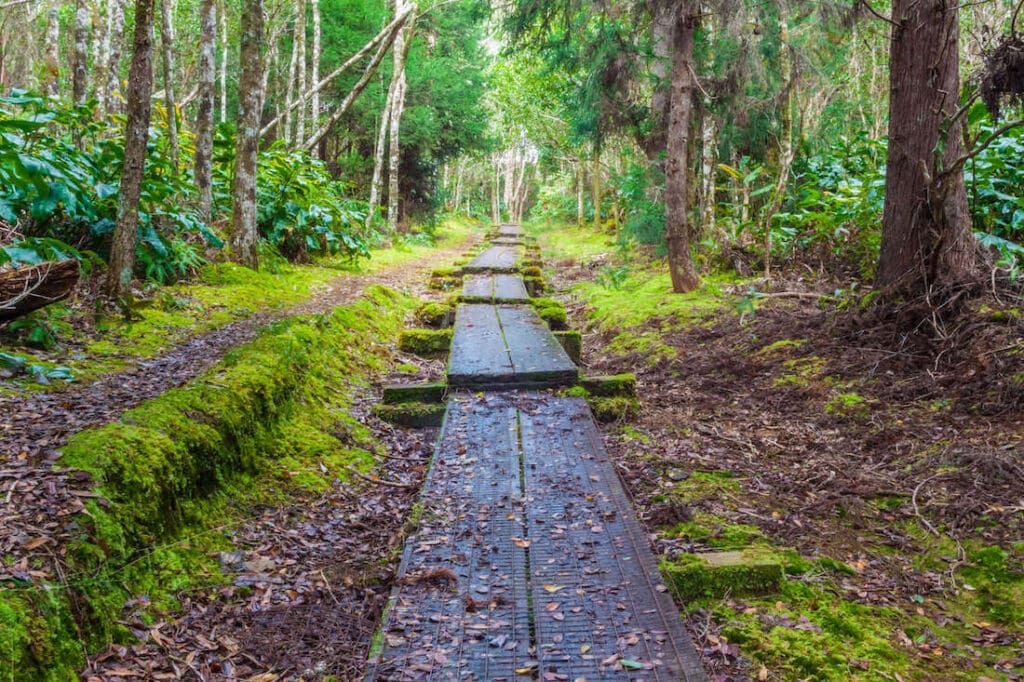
[0, 236, 474, 584]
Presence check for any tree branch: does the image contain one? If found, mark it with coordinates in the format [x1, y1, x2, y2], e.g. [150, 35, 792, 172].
[942, 118, 1024, 179]
[857, 0, 900, 28]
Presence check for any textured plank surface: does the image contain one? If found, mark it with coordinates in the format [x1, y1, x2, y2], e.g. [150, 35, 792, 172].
[447, 304, 512, 386]
[498, 223, 523, 237]
[448, 304, 576, 388]
[368, 394, 707, 681]
[366, 399, 532, 681]
[461, 274, 529, 303]
[461, 274, 493, 299]
[464, 245, 520, 273]
[499, 305, 578, 385]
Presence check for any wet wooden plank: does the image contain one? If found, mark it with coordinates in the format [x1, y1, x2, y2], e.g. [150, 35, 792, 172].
[461, 274, 493, 300]
[492, 275, 529, 302]
[464, 245, 520, 273]
[366, 398, 532, 681]
[447, 304, 513, 387]
[498, 306, 578, 386]
[520, 396, 707, 681]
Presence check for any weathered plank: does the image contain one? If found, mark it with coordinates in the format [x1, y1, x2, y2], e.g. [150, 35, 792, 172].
[447, 304, 513, 386]
[498, 305, 578, 386]
[498, 223, 523, 237]
[464, 245, 520, 273]
[492, 274, 529, 302]
[461, 274, 493, 300]
[491, 236, 524, 246]
[521, 396, 707, 681]
[366, 398, 532, 681]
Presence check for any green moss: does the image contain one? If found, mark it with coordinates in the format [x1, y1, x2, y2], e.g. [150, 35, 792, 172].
[414, 302, 454, 328]
[661, 550, 784, 600]
[521, 265, 543, 278]
[587, 395, 639, 423]
[825, 392, 870, 418]
[581, 373, 636, 397]
[553, 330, 582, 364]
[397, 329, 453, 357]
[382, 382, 448, 404]
[372, 402, 447, 428]
[535, 305, 567, 330]
[523, 276, 546, 296]
[758, 339, 806, 355]
[0, 590, 82, 681]
[674, 470, 741, 503]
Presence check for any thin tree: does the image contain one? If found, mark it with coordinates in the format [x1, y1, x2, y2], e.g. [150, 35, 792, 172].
[107, 0, 157, 298]
[219, 3, 228, 122]
[159, 0, 179, 176]
[230, 0, 265, 269]
[103, 0, 126, 114]
[194, 0, 217, 222]
[72, 0, 90, 106]
[43, 6, 59, 97]
[309, 0, 321, 154]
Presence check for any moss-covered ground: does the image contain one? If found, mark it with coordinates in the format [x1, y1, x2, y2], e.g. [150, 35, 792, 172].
[0, 285, 418, 680]
[536, 220, 1024, 681]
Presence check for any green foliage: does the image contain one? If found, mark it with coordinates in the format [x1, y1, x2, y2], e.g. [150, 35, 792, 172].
[255, 143, 368, 262]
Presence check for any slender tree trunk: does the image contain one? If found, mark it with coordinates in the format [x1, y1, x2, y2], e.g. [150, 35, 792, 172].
[664, 3, 700, 293]
[492, 156, 500, 225]
[295, 0, 306, 146]
[104, 0, 126, 114]
[230, 0, 265, 269]
[645, 0, 674, 158]
[159, 0, 179, 176]
[73, 0, 90, 106]
[309, 0, 320, 154]
[576, 160, 584, 227]
[90, 0, 106, 106]
[387, 70, 407, 232]
[876, 0, 974, 292]
[762, 17, 796, 278]
[44, 7, 60, 98]
[700, 107, 716, 237]
[219, 5, 228, 122]
[107, 0, 157, 298]
[194, 0, 216, 222]
[283, 9, 299, 143]
[591, 149, 601, 229]
[368, 79, 396, 228]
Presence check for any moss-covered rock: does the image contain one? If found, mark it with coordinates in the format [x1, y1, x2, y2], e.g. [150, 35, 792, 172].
[414, 302, 454, 328]
[397, 328, 453, 357]
[520, 265, 543, 278]
[372, 402, 447, 428]
[535, 305, 567, 330]
[661, 550, 784, 600]
[588, 395, 639, 423]
[382, 382, 448, 404]
[581, 373, 636, 397]
[554, 330, 582, 364]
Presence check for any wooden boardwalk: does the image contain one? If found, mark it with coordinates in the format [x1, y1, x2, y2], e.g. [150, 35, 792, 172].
[462, 273, 530, 303]
[367, 225, 706, 681]
[464, 245, 521, 273]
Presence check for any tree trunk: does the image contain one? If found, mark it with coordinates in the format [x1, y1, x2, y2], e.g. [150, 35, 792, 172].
[591, 149, 601, 229]
[645, 0, 674, 158]
[44, 7, 60, 98]
[230, 0, 265, 270]
[387, 70, 407, 232]
[762, 17, 796, 279]
[700, 107, 716, 237]
[104, 0, 126, 114]
[283, 7, 299, 143]
[0, 261, 80, 322]
[367, 77, 395, 228]
[876, 0, 974, 293]
[73, 0, 90, 106]
[295, 0, 306, 146]
[106, 0, 157, 298]
[664, 4, 700, 293]
[309, 0, 321, 155]
[159, 0, 179, 176]
[491, 156, 500, 225]
[194, 0, 216, 222]
[90, 0, 106, 108]
[219, 4, 228, 122]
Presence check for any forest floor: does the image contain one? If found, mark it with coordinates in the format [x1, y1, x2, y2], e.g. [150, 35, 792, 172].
[1, 222, 473, 680]
[538, 222, 1024, 681]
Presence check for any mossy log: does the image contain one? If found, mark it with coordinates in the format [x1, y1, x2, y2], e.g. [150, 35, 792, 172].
[372, 402, 447, 428]
[0, 259, 79, 322]
[382, 381, 448, 404]
[414, 302, 454, 328]
[660, 551, 784, 600]
[582, 373, 637, 397]
[554, 330, 582, 364]
[588, 395, 640, 423]
[398, 329, 453, 357]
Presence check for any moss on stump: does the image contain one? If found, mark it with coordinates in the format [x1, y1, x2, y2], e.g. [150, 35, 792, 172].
[414, 302, 454, 328]
[660, 550, 784, 601]
[382, 382, 448, 404]
[398, 329, 453, 357]
[582, 373, 637, 397]
[372, 402, 447, 428]
[588, 395, 640, 423]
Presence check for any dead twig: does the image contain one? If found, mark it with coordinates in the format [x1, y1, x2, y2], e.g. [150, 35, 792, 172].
[345, 465, 419, 489]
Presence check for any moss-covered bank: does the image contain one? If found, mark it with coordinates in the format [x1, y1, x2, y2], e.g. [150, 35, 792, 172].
[0, 286, 416, 681]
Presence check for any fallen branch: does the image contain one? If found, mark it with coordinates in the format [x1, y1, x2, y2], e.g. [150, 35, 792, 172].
[0, 260, 79, 322]
[345, 465, 419, 489]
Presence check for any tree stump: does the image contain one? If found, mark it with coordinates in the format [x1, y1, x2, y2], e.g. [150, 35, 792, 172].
[0, 260, 80, 322]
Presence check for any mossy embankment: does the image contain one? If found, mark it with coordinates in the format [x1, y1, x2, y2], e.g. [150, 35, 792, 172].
[0, 285, 416, 681]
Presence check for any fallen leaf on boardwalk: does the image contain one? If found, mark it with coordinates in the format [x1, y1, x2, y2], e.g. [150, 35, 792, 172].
[619, 659, 644, 670]
[581, 644, 591, 653]
[543, 584, 566, 593]
[512, 538, 531, 548]
[22, 536, 51, 550]
[546, 602, 560, 611]
[515, 663, 538, 675]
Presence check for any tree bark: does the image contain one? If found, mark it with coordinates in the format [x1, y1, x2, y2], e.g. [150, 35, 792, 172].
[591, 149, 601, 229]
[762, 16, 796, 278]
[159, 0, 179, 176]
[104, 0, 126, 114]
[367, 76, 396, 227]
[309, 0, 321, 154]
[0, 261, 80, 322]
[44, 6, 60, 98]
[645, 0, 674, 158]
[107, 0, 157, 298]
[387, 70, 407, 232]
[90, 0, 106, 107]
[876, 0, 974, 293]
[73, 0, 90, 106]
[663, 3, 700, 293]
[194, 0, 217, 222]
[219, 4, 228, 123]
[294, 0, 306, 146]
[230, 0, 265, 270]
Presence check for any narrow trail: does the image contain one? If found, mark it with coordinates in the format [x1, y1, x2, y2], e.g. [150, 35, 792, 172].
[366, 225, 706, 681]
[0, 234, 475, 580]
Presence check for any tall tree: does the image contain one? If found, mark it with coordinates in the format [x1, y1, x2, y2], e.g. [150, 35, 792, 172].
[663, 2, 701, 292]
[386, 0, 416, 233]
[876, 0, 974, 293]
[72, 0, 90, 106]
[44, 6, 60, 98]
[194, 0, 217, 222]
[103, 0, 127, 114]
[159, 0, 180, 176]
[107, 0, 157, 298]
[230, 0, 265, 269]
[309, 0, 321, 154]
